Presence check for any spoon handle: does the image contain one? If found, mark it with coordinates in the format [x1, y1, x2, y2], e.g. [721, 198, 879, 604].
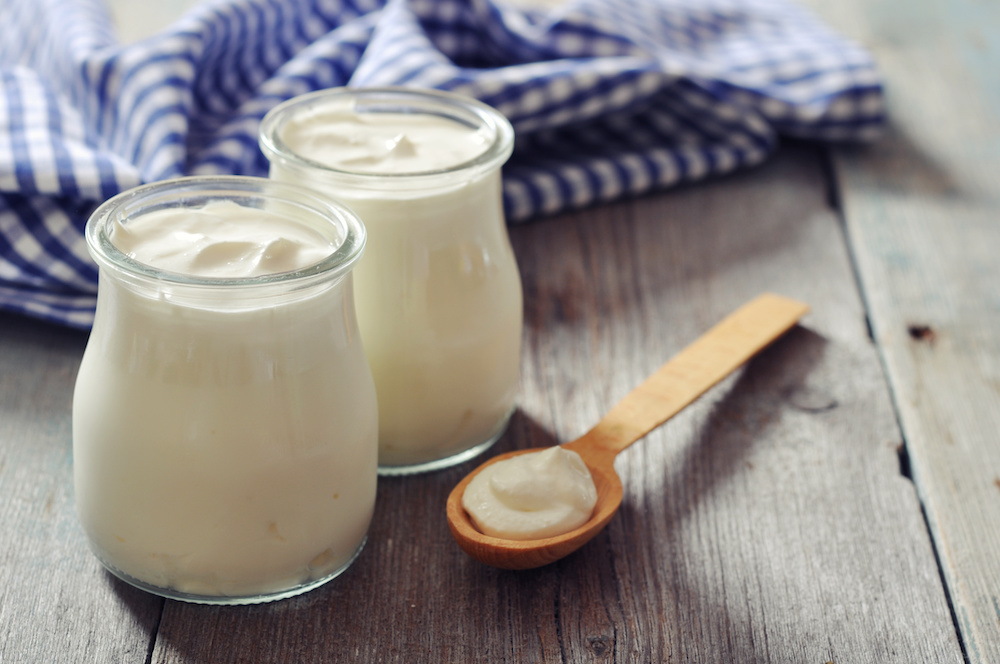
[568, 293, 809, 457]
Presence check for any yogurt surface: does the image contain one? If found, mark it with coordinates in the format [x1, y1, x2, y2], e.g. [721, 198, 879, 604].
[112, 200, 335, 277]
[279, 109, 492, 174]
[462, 447, 598, 540]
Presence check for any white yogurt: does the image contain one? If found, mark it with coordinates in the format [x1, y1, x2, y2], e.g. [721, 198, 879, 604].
[111, 200, 335, 277]
[261, 89, 522, 473]
[279, 108, 493, 174]
[73, 179, 377, 602]
[462, 447, 598, 540]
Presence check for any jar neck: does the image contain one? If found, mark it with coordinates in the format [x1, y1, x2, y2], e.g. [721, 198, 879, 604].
[259, 87, 514, 191]
[95, 263, 355, 313]
[85, 176, 367, 295]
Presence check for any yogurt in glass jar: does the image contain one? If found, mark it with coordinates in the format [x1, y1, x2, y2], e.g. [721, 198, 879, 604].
[260, 87, 522, 475]
[72, 176, 377, 604]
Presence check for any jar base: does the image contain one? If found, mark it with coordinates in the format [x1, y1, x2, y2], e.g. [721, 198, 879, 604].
[96, 536, 367, 605]
[377, 408, 513, 476]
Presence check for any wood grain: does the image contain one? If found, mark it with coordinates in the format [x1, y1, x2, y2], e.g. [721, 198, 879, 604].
[445, 293, 809, 571]
[579, 292, 810, 456]
[139, 146, 961, 662]
[0, 0, 982, 654]
[0, 317, 163, 663]
[802, 0, 1000, 660]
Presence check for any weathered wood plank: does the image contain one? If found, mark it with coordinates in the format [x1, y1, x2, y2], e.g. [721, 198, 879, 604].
[149, 146, 961, 663]
[0, 2, 977, 662]
[803, 0, 1000, 659]
[0, 316, 163, 663]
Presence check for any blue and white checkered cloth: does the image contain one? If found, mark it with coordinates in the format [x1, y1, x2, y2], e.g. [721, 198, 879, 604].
[0, 0, 883, 328]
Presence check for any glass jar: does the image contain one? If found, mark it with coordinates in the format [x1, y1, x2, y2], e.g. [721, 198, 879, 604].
[72, 176, 377, 604]
[260, 87, 523, 475]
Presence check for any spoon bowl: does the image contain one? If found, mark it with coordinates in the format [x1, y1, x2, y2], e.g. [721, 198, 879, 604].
[446, 293, 810, 570]
[446, 442, 622, 570]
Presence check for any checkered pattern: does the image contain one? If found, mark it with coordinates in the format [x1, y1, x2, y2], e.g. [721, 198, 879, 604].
[0, 0, 883, 328]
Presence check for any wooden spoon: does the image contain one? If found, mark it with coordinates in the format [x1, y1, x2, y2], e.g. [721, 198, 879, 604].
[446, 292, 809, 570]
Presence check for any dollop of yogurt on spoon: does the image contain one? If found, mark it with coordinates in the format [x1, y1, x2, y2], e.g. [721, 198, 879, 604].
[461, 447, 598, 540]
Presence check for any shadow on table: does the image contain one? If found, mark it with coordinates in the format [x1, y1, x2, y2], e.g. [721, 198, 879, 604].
[112, 408, 558, 663]
[662, 324, 829, 525]
[108, 326, 830, 663]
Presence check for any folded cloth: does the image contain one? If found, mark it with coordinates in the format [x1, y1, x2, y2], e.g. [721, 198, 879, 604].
[0, 0, 883, 328]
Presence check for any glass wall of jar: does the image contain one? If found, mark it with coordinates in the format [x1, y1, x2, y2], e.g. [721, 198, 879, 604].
[73, 176, 377, 604]
[260, 87, 522, 475]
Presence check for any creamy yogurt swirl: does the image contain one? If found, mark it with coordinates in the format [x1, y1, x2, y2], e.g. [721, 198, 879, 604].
[462, 446, 598, 540]
[279, 109, 492, 174]
[111, 200, 335, 278]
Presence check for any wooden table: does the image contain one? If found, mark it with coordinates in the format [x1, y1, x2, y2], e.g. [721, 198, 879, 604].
[2, 0, 997, 661]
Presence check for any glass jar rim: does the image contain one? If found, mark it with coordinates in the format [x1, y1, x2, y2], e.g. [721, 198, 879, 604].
[85, 175, 367, 289]
[258, 86, 515, 185]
